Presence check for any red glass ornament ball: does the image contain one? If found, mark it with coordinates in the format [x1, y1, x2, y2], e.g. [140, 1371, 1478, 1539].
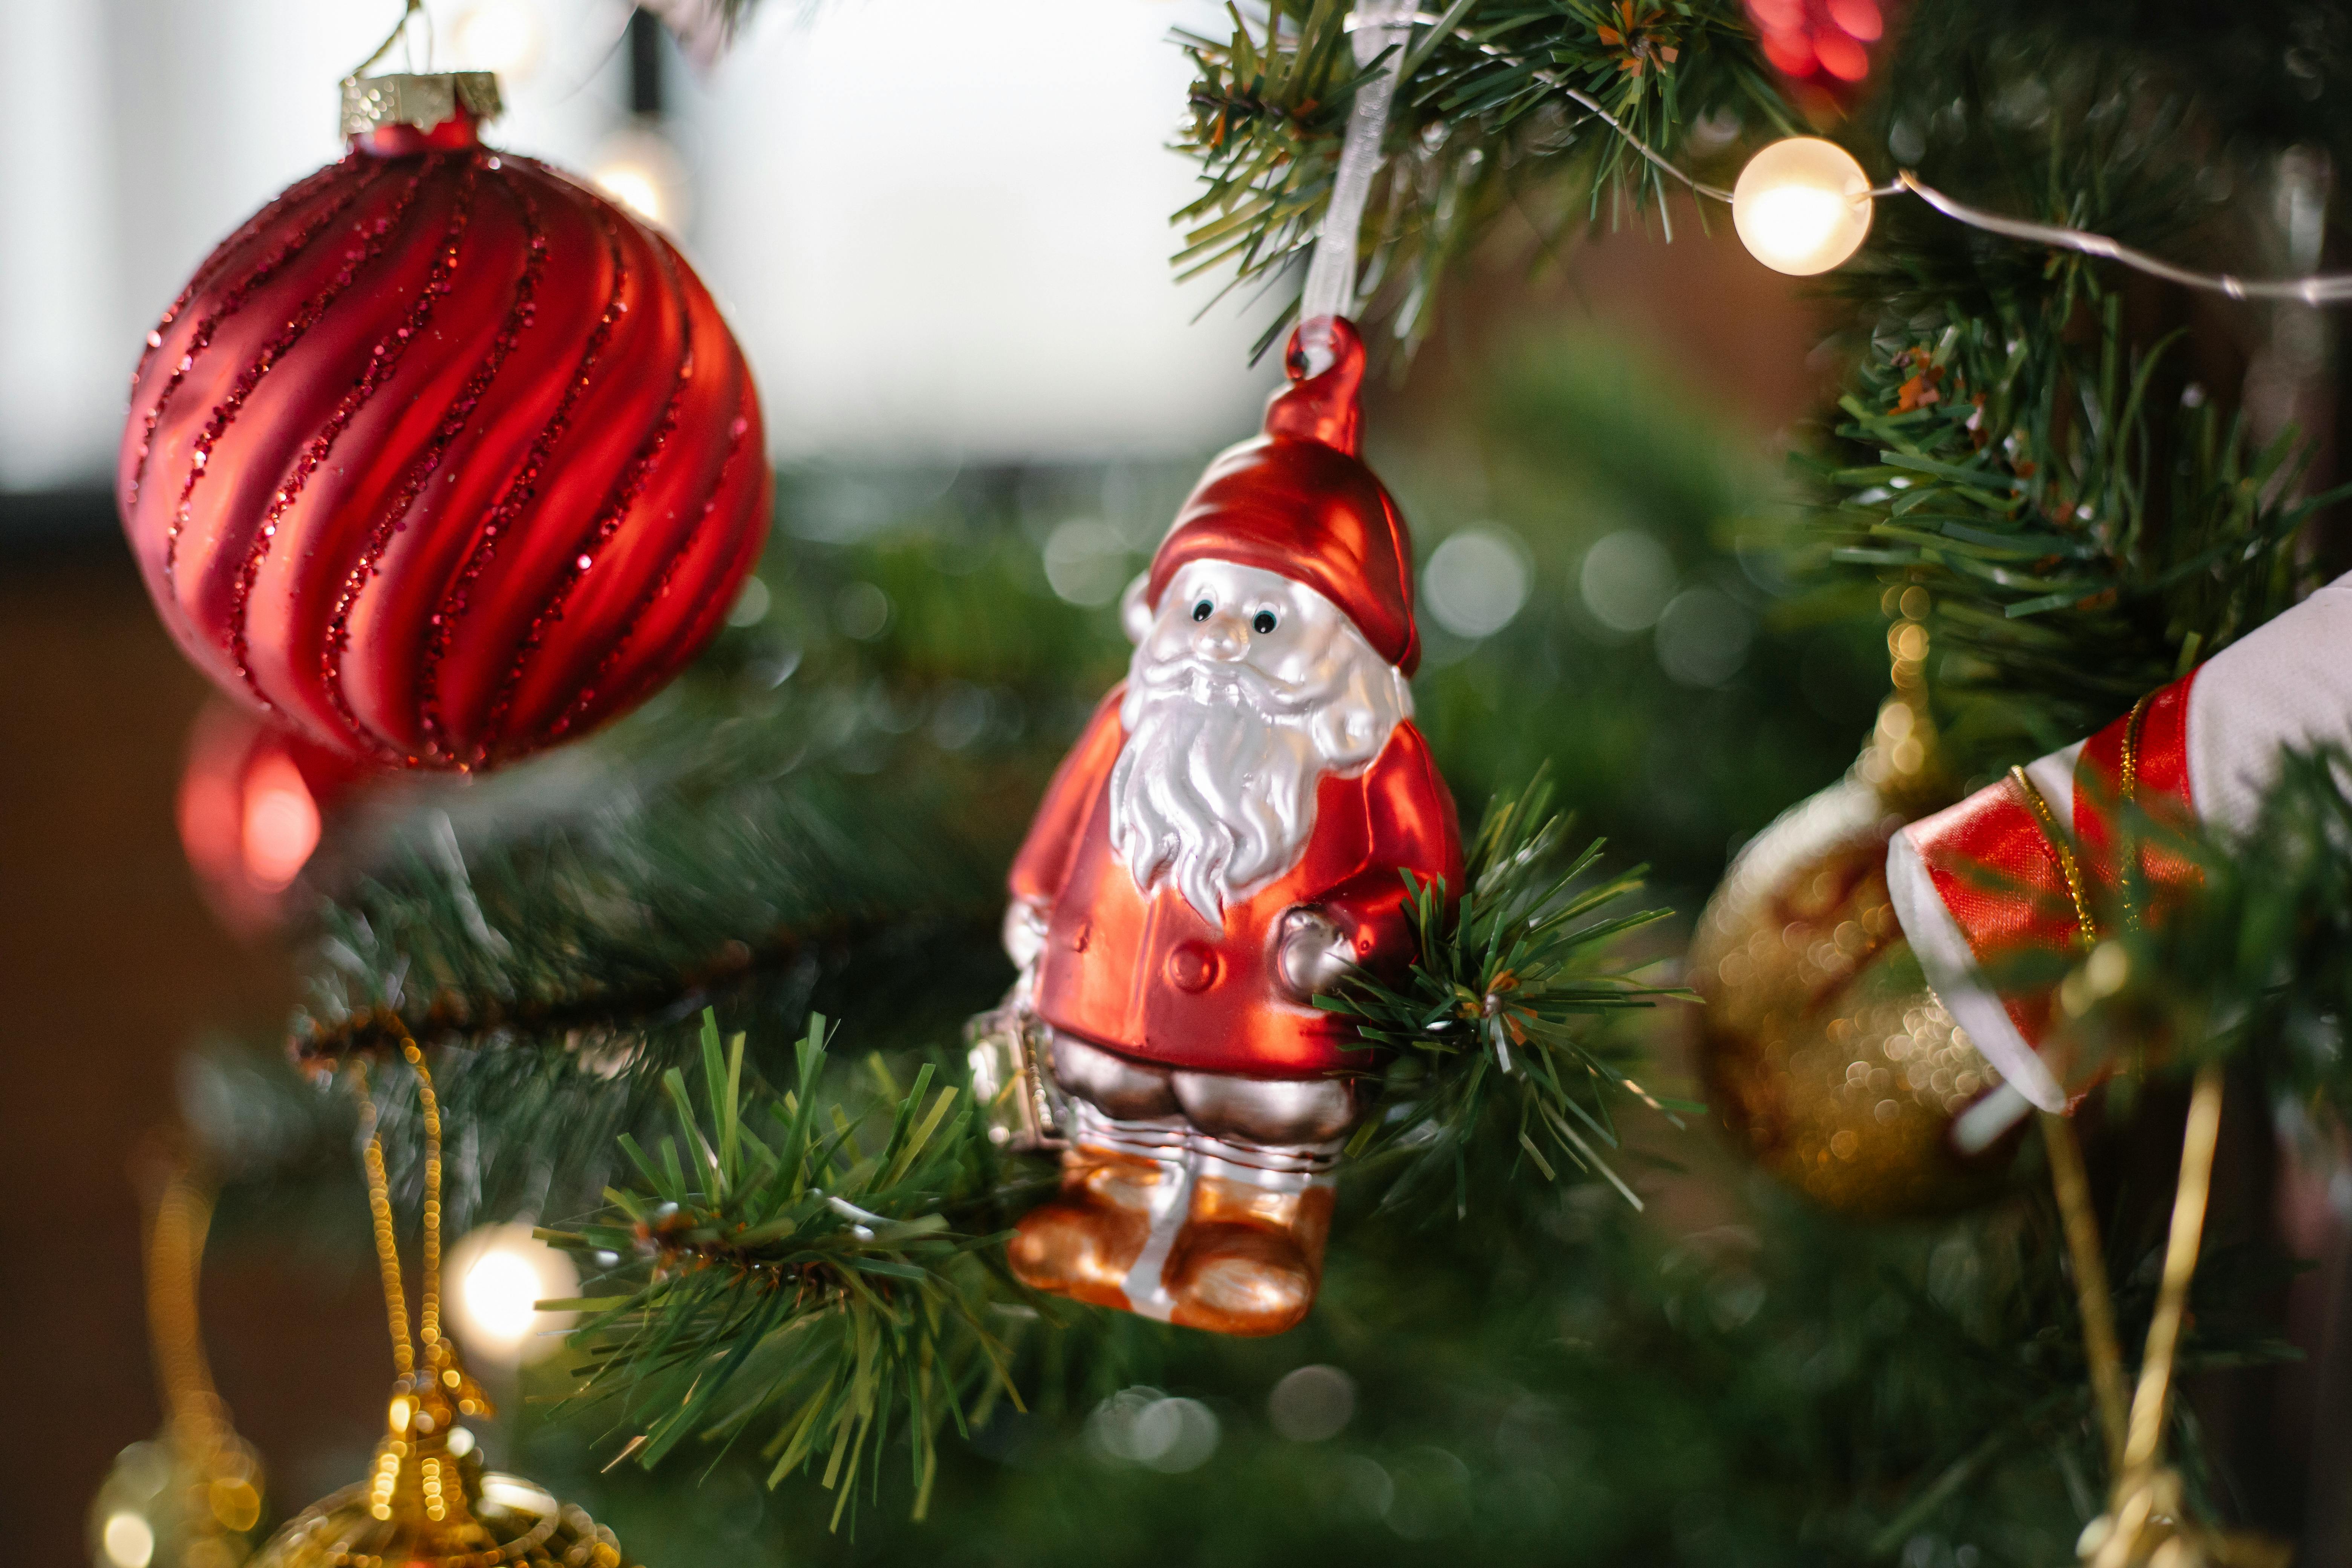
[178, 699, 368, 936]
[119, 112, 770, 771]
[1743, 0, 1892, 112]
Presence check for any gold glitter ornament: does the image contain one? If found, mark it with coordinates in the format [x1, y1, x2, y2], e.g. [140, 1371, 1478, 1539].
[249, 1018, 628, 1568]
[91, 1163, 265, 1568]
[89, 1424, 265, 1568]
[1689, 774, 2021, 1217]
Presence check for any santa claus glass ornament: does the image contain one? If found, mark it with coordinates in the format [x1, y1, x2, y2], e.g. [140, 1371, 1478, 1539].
[970, 317, 1462, 1337]
[119, 65, 769, 773]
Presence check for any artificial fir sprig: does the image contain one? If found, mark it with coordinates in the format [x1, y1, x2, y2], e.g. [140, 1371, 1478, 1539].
[1814, 289, 2334, 776]
[283, 673, 1012, 1223]
[1322, 773, 1690, 1218]
[297, 707, 998, 1062]
[1176, 0, 1787, 350]
[542, 1010, 1024, 1529]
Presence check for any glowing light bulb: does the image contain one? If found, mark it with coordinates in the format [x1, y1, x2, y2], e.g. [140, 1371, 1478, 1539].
[241, 752, 320, 892]
[591, 128, 691, 231]
[1731, 137, 1874, 276]
[449, 0, 545, 83]
[444, 1223, 579, 1365]
[100, 1511, 156, 1568]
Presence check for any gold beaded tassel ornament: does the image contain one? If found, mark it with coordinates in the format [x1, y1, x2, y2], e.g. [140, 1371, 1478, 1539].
[1687, 586, 2024, 1218]
[248, 1027, 628, 1568]
[89, 1160, 267, 1568]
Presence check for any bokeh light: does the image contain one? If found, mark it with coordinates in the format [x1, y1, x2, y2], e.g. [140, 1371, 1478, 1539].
[1267, 1364, 1356, 1441]
[1579, 530, 1677, 634]
[444, 1223, 580, 1366]
[591, 127, 691, 230]
[446, 0, 547, 83]
[1423, 528, 1532, 639]
[1732, 137, 1874, 276]
[1086, 1387, 1220, 1473]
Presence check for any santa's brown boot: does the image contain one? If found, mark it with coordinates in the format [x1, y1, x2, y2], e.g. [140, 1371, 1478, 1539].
[1008, 1147, 1175, 1311]
[1163, 1174, 1335, 1336]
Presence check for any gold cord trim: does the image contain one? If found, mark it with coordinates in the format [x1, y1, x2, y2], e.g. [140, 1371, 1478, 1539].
[2118, 694, 2151, 810]
[2040, 1111, 2130, 1472]
[2008, 765, 2099, 946]
[2115, 694, 2153, 932]
[2009, 699, 2228, 1554]
[352, 1018, 447, 1373]
[147, 1162, 228, 1454]
[2121, 1064, 2224, 1476]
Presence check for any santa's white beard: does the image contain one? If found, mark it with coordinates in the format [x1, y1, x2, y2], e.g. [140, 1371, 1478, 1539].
[1108, 639, 1407, 925]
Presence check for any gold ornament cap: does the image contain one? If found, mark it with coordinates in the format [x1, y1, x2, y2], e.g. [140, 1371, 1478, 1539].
[339, 72, 502, 140]
[250, 1348, 628, 1567]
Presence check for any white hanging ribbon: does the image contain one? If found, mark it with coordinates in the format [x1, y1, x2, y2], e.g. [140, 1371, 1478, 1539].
[1295, 0, 1416, 369]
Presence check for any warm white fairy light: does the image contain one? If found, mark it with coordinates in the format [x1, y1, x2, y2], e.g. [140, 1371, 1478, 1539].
[448, 0, 546, 84]
[1731, 137, 1874, 276]
[444, 1223, 579, 1366]
[591, 127, 690, 231]
[99, 1511, 155, 1568]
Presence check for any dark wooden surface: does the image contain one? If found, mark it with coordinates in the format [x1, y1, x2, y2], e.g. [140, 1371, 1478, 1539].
[0, 530, 384, 1563]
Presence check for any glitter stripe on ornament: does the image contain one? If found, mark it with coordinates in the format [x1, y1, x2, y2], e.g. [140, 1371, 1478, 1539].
[412, 196, 631, 766]
[129, 162, 393, 511]
[476, 239, 697, 757]
[131, 158, 355, 398]
[226, 163, 485, 715]
[161, 171, 429, 591]
[318, 174, 551, 763]
[545, 407, 755, 743]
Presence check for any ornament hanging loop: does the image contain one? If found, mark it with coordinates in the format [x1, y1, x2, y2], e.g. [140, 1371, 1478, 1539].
[1296, 0, 1418, 372]
[349, 0, 433, 83]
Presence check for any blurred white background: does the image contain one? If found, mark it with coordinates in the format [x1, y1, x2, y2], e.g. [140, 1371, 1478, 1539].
[0, 0, 1274, 493]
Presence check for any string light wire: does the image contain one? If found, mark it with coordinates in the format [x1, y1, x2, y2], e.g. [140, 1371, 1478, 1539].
[1344, 10, 2352, 301]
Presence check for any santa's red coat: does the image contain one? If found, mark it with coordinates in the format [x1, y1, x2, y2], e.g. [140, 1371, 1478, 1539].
[1009, 684, 1463, 1078]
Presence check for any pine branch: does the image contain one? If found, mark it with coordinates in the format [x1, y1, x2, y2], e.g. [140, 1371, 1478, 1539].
[296, 711, 999, 1061]
[540, 1009, 1039, 1530]
[1320, 771, 1690, 1219]
[1810, 286, 2335, 774]
[269, 665, 1014, 1224]
[292, 909, 898, 1063]
[524, 778, 1689, 1522]
[1787, 5, 2352, 780]
[1175, 0, 1791, 353]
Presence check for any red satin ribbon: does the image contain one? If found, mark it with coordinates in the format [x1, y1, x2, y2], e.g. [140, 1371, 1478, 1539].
[2073, 677, 2199, 897]
[1908, 666, 2202, 1063]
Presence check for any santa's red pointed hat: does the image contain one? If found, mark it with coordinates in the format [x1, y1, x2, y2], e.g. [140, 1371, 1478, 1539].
[1145, 317, 1420, 675]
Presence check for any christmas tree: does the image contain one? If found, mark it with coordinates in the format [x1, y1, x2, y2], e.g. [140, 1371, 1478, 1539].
[58, 1, 2352, 1565]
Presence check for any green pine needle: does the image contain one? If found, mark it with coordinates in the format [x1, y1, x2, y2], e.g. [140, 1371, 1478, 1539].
[540, 1009, 1016, 1530]
[1174, 0, 1791, 354]
[1318, 771, 1690, 1220]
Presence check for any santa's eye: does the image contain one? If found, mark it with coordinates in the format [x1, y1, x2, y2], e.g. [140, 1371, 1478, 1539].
[1191, 598, 1214, 622]
[1253, 609, 1278, 634]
